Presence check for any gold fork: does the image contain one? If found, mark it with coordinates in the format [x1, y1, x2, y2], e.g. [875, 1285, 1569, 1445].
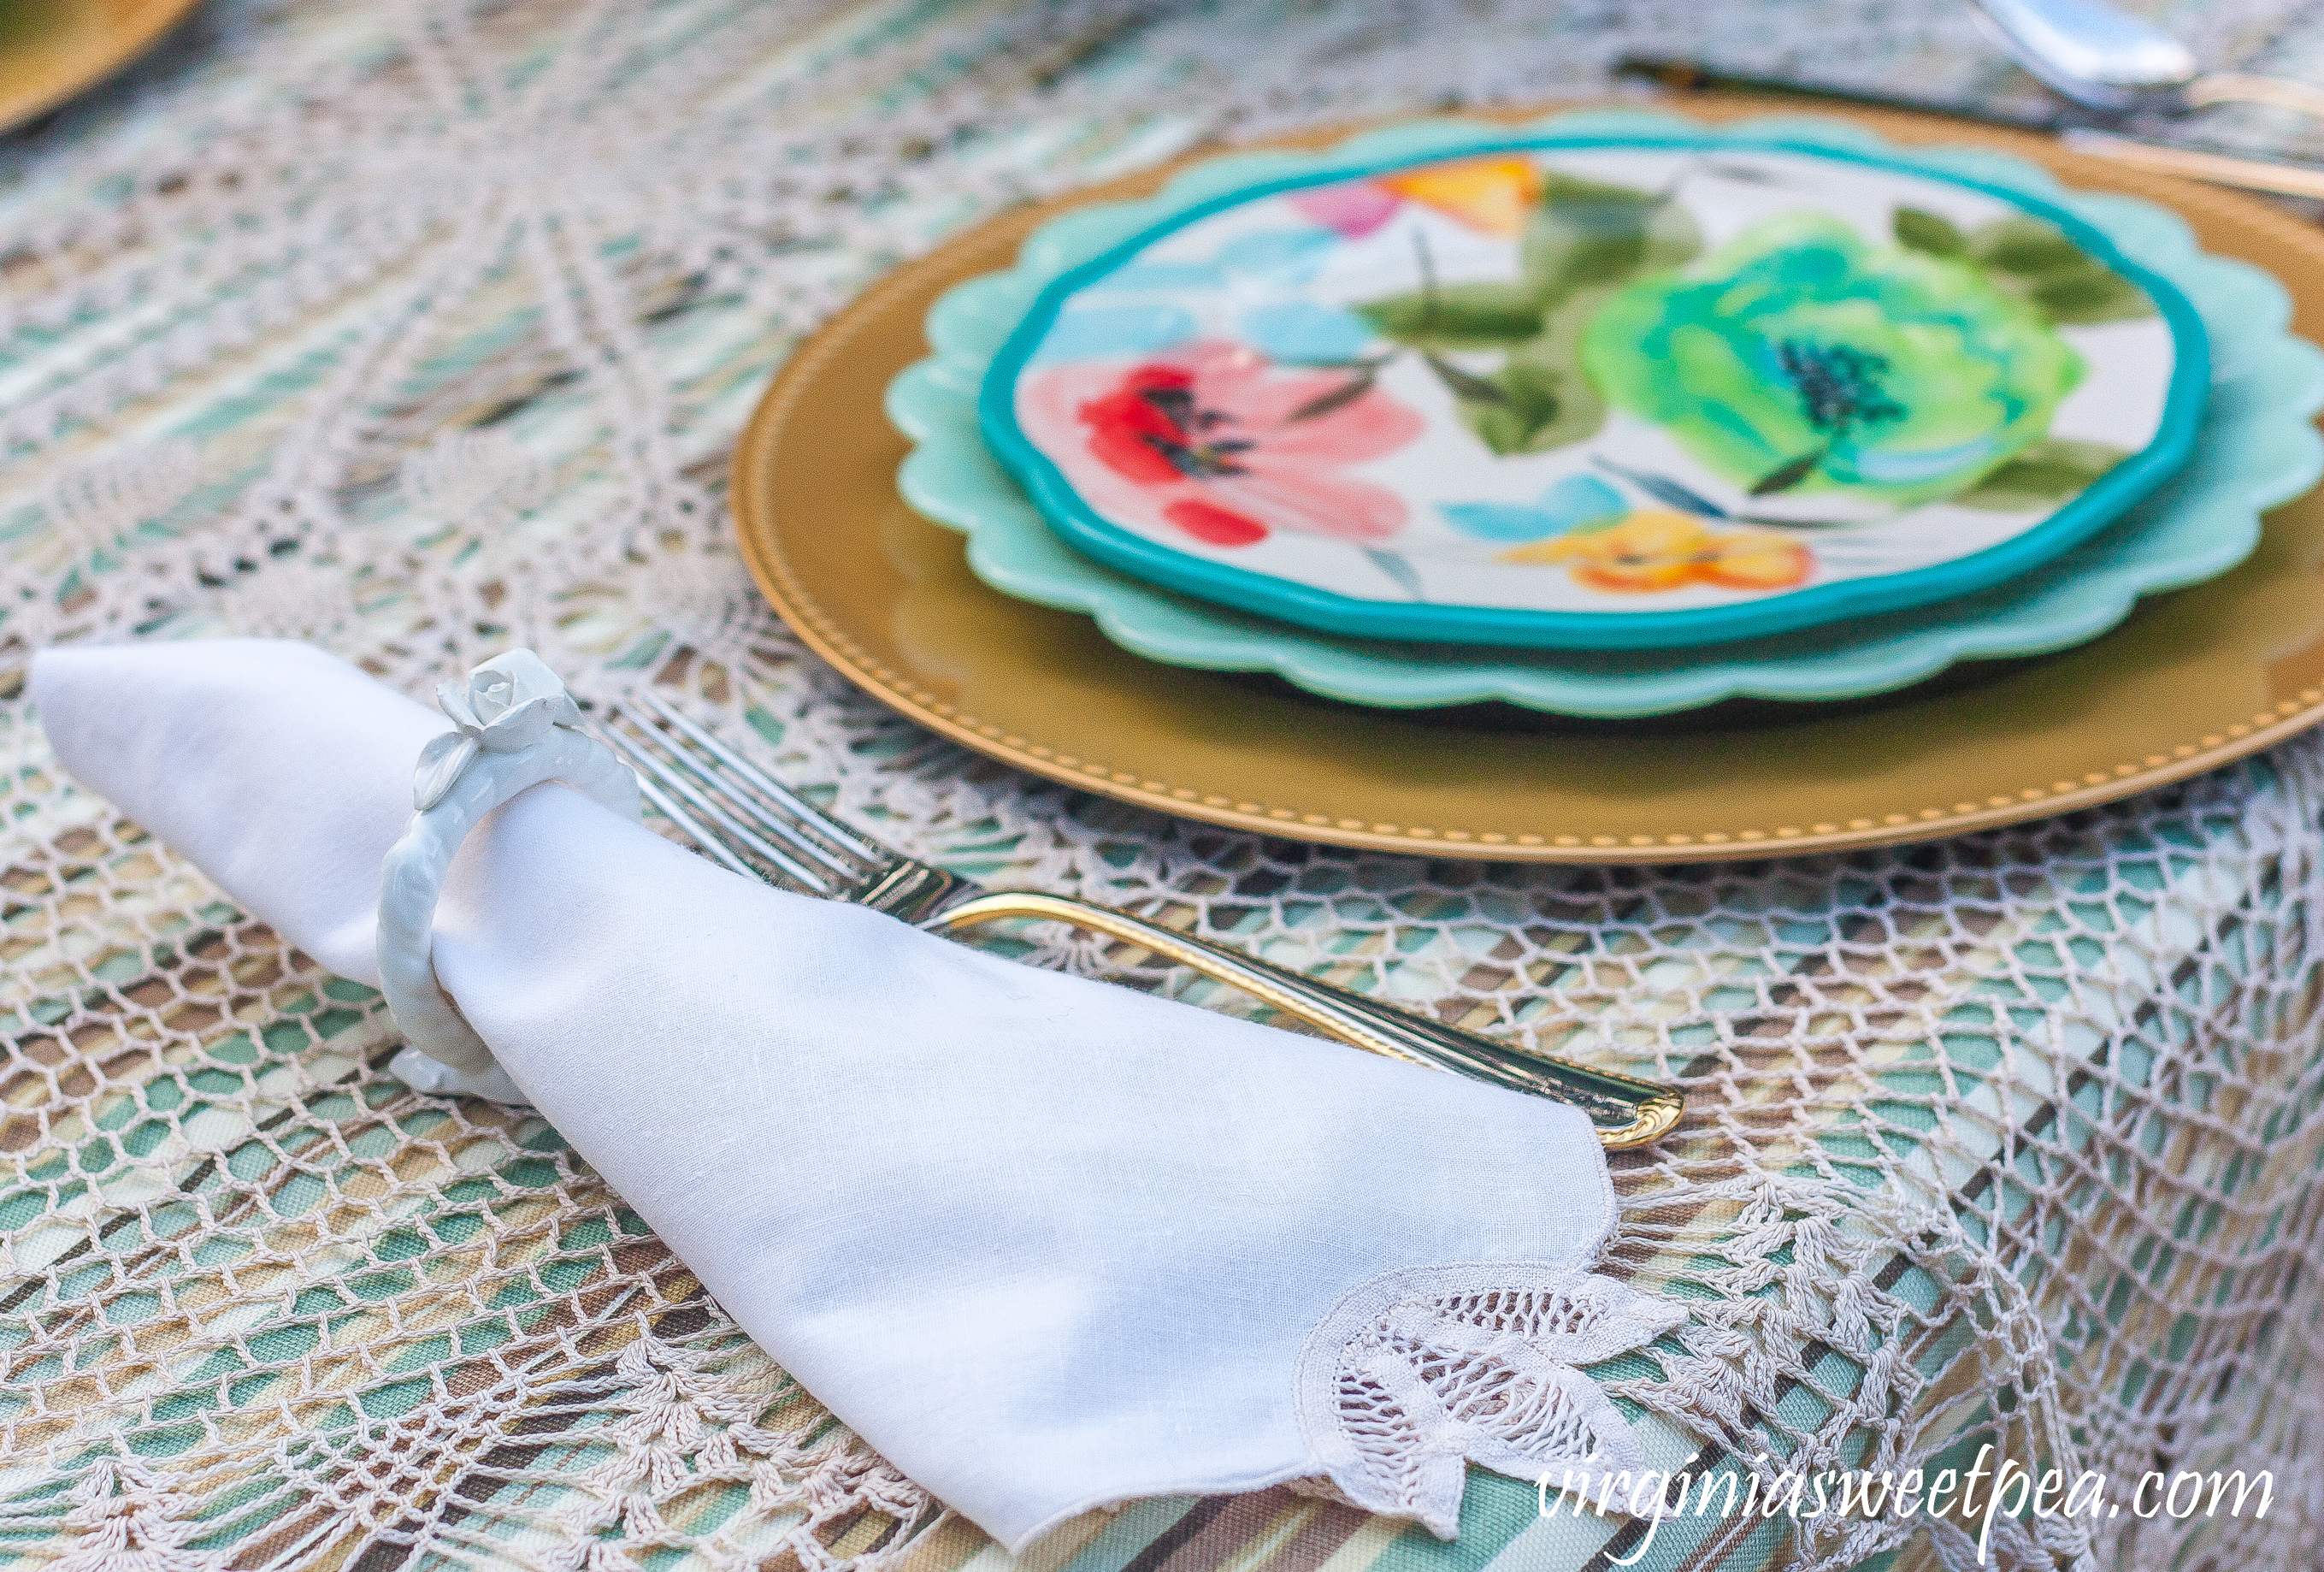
[590, 690, 1681, 1148]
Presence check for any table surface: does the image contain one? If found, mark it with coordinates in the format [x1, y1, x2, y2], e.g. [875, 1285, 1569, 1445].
[3, 3, 2322, 1572]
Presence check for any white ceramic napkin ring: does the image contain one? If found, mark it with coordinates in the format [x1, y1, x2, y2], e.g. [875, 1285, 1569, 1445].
[377, 650, 639, 1084]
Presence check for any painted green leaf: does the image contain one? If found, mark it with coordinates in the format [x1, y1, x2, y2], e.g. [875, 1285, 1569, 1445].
[1353, 281, 1542, 348]
[1749, 448, 1826, 497]
[1970, 216, 2088, 276]
[1893, 206, 1967, 257]
[1456, 389, 1556, 456]
[1520, 173, 1700, 304]
[1967, 214, 2156, 325]
[1354, 174, 1696, 355]
[2029, 269, 2154, 325]
[1451, 290, 1609, 456]
[1952, 437, 2132, 510]
[1424, 350, 1511, 405]
[1282, 366, 1381, 424]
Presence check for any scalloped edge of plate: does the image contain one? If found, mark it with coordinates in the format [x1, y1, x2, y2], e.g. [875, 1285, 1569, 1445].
[889, 109, 2324, 718]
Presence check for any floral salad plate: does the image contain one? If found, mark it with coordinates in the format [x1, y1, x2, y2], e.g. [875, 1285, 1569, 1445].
[975, 121, 2208, 650]
[893, 112, 2324, 714]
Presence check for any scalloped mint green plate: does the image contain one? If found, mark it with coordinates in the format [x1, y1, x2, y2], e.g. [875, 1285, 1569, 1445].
[889, 110, 2324, 717]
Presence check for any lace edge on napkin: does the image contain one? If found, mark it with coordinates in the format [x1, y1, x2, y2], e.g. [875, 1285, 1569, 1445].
[1293, 1262, 1689, 1539]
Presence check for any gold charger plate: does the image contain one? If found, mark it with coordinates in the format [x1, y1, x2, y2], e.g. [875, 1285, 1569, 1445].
[0, 0, 200, 133]
[731, 100, 2324, 865]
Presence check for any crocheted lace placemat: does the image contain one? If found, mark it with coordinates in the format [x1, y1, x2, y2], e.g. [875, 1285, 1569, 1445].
[5, 3, 2323, 1569]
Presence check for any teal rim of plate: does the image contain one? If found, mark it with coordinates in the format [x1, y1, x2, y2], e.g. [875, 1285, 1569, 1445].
[891, 109, 2324, 716]
[973, 123, 2213, 651]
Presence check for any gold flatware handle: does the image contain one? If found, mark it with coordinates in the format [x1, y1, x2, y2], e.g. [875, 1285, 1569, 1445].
[2183, 73, 2324, 122]
[932, 890, 1682, 1149]
[2060, 128, 2324, 201]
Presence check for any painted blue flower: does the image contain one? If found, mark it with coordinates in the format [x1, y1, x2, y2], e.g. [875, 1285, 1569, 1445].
[1089, 228, 1337, 298]
[1030, 304, 1198, 367]
[1041, 227, 1351, 368]
[1439, 475, 1626, 543]
[1239, 300, 1376, 365]
[1100, 262, 1227, 292]
[1216, 227, 1338, 283]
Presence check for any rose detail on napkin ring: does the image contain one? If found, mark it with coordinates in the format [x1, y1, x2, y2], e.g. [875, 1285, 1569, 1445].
[377, 650, 639, 1096]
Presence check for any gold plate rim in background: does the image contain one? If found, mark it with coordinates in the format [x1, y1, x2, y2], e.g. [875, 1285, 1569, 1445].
[731, 98, 2324, 865]
[0, 0, 202, 135]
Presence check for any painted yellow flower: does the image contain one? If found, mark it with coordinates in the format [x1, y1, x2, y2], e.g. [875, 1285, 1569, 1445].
[1499, 509, 1814, 594]
[1503, 509, 1702, 591]
[1377, 157, 1544, 237]
[1698, 530, 1815, 591]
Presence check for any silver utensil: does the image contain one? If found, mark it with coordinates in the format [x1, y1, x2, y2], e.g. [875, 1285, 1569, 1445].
[1616, 54, 2324, 202]
[1970, 0, 2324, 121]
[588, 690, 1682, 1149]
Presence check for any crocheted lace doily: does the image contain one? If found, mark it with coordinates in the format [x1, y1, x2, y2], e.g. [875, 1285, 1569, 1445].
[6, 2, 2324, 1569]
[1295, 1266, 1688, 1537]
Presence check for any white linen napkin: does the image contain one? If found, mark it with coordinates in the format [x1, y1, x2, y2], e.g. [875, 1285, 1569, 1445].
[32, 639, 1683, 1550]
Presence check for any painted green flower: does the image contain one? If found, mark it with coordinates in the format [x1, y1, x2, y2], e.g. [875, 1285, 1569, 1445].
[1580, 213, 2086, 505]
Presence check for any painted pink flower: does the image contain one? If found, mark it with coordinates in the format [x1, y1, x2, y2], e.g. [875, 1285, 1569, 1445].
[1289, 180, 1402, 239]
[1016, 340, 1423, 548]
